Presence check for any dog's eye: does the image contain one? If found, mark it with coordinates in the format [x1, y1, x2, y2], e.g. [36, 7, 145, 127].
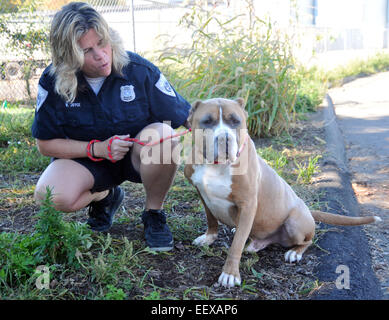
[227, 115, 241, 127]
[201, 116, 215, 126]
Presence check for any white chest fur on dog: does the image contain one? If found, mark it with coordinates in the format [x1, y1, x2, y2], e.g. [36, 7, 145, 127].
[191, 164, 236, 226]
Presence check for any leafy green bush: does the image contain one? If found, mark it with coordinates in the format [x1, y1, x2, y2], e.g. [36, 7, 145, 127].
[0, 188, 93, 288]
[33, 187, 93, 267]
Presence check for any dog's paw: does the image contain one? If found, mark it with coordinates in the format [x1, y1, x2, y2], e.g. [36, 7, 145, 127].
[284, 250, 302, 263]
[217, 272, 241, 288]
[193, 233, 217, 246]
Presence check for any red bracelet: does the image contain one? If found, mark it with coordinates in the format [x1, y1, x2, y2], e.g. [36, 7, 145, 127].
[107, 136, 120, 163]
[87, 140, 104, 162]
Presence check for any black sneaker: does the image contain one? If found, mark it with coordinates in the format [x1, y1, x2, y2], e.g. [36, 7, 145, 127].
[141, 209, 174, 251]
[87, 186, 124, 232]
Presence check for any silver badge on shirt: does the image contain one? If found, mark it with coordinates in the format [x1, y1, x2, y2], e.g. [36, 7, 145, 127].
[120, 85, 136, 102]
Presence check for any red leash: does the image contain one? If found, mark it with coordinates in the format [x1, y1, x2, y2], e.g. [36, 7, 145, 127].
[90, 128, 192, 163]
[87, 128, 248, 164]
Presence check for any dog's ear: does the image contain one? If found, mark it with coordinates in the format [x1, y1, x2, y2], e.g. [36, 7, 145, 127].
[191, 100, 203, 110]
[235, 97, 245, 109]
[235, 97, 248, 118]
[187, 100, 202, 125]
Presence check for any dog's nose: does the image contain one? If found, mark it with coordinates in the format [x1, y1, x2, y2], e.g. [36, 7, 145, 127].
[215, 132, 230, 160]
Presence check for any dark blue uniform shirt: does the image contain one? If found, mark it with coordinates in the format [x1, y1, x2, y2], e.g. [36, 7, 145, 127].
[31, 52, 191, 142]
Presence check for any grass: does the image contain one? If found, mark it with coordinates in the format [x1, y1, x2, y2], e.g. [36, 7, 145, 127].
[291, 51, 389, 114]
[0, 103, 50, 174]
[326, 51, 389, 87]
[256, 145, 321, 186]
[257, 146, 288, 177]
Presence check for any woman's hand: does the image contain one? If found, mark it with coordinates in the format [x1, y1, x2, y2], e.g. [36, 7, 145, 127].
[95, 135, 134, 161]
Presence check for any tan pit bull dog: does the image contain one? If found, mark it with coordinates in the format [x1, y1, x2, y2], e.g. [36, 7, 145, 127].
[184, 97, 381, 288]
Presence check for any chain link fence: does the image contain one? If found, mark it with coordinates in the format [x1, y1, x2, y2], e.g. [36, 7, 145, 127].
[1, 0, 388, 103]
[0, 0, 196, 102]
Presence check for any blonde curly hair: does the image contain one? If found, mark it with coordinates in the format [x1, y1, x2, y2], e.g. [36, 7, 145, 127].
[49, 2, 129, 102]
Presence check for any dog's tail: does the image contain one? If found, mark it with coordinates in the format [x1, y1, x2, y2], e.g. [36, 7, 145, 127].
[311, 210, 381, 226]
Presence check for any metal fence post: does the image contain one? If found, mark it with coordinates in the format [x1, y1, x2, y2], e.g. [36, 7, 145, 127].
[131, 0, 136, 52]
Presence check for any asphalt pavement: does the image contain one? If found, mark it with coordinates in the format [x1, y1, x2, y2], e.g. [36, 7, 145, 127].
[329, 73, 389, 299]
[311, 72, 389, 300]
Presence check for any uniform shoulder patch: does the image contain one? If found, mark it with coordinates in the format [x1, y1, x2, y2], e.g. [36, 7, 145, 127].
[155, 73, 176, 97]
[36, 84, 48, 112]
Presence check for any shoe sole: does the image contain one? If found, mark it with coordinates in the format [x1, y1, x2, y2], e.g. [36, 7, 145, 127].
[91, 188, 124, 232]
[147, 245, 174, 252]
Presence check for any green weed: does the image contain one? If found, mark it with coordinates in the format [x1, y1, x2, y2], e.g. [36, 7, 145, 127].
[182, 286, 210, 300]
[295, 155, 321, 184]
[33, 187, 93, 267]
[298, 280, 322, 296]
[242, 255, 259, 273]
[0, 187, 92, 291]
[144, 289, 161, 300]
[104, 284, 127, 300]
[240, 279, 258, 295]
[251, 267, 264, 280]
